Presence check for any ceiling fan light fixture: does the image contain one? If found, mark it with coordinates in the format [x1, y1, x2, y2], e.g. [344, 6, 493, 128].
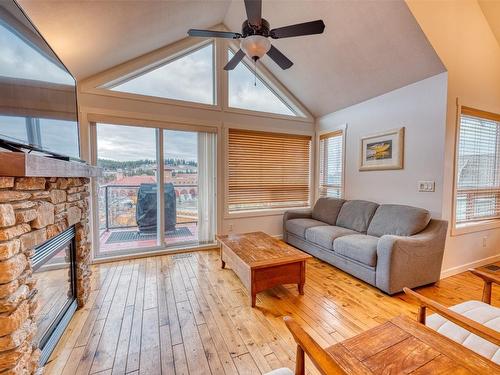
[240, 35, 271, 61]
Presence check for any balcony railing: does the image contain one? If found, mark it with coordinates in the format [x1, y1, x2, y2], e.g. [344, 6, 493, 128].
[99, 184, 198, 231]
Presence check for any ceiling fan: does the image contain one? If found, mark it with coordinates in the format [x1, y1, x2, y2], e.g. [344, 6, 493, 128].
[187, 0, 325, 71]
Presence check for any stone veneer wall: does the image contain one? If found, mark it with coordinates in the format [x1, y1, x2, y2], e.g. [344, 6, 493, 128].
[0, 177, 92, 374]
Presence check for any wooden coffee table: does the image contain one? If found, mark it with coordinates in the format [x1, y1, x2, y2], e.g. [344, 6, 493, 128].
[216, 231, 312, 307]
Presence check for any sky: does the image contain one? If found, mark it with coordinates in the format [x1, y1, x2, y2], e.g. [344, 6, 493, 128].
[0, 23, 73, 84]
[112, 44, 214, 105]
[96, 124, 198, 162]
[1, 8, 294, 162]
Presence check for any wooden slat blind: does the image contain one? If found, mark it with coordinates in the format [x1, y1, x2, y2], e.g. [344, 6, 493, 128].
[228, 128, 311, 212]
[456, 109, 500, 224]
[319, 130, 343, 198]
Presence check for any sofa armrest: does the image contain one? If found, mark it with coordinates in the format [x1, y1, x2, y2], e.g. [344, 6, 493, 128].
[283, 209, 312, 242]
[376, 219, 448, 294]
[283, 209, 312, 222]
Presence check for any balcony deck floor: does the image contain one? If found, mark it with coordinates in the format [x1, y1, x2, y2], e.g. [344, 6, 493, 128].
[98, 222, 199, 253]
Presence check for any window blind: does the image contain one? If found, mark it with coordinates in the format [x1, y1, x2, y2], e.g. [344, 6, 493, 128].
[319, 130, 344, 198]
[456, 107, 500, 224]
[228, 128, 311, 212]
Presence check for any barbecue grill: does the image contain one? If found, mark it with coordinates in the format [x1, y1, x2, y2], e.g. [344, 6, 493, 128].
[136, 183, 176, 233]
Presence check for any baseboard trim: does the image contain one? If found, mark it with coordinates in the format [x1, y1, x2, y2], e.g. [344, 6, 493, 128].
[440, 253, 500, 279]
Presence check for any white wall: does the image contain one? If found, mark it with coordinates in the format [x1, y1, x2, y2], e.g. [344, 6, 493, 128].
[407, 0, 500, 276]
[317, 73, 448, 218]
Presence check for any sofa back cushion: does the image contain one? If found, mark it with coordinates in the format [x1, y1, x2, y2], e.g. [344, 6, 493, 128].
[336, 200, 379, 233]
[312, 197, 345, 225]
[367, 204, 431, 237]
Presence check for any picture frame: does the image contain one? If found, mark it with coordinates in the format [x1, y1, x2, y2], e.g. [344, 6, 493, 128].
[359, 127, 404, 171]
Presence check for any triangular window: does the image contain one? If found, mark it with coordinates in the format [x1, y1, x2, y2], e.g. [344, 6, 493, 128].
[108, 43, 214, 105]
[227, 50, 297, 116]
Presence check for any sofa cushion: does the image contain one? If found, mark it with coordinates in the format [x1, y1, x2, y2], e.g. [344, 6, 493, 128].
[367, 204, 431, 237]
[336, 200, 379, 233]
[285, 218, 328, 238]
[305, 226, 357, 249]
[426, 300, 500, 364]
[333, 234, 379, 267]
[312, 197, 346, 225]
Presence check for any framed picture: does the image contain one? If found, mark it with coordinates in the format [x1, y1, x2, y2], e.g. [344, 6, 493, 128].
[359, 127, 404, 171]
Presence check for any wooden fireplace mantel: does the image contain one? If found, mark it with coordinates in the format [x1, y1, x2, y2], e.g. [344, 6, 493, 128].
[0, 152, 102, 177]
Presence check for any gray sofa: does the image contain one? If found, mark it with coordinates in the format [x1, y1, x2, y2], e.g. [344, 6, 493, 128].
[283, 198, 448, 294]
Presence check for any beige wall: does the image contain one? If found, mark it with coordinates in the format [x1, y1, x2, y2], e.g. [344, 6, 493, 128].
[317, 73, 448, 218]
[406, 0, 500, 276]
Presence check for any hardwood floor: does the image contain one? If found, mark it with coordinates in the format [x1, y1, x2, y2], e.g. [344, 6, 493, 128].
[44, 249, 499, 375]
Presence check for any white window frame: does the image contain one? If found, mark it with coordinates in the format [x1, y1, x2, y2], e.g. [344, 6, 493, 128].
[79, 34, 314, 123]
[88, 116, 218, 260]
[452, 106, 500, 236]
[316, 124, 347, 202]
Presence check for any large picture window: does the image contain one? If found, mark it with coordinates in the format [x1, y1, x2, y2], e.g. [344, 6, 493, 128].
[227, 128, 311, 212]
[318, 130, 344, 198]
[455, 107, 500, 225]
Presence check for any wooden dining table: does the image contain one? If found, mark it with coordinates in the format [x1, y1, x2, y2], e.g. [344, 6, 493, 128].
[325, 315, 500, 374]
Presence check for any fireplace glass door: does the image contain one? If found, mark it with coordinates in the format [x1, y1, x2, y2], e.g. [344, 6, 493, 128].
[32, 227, 77, 364]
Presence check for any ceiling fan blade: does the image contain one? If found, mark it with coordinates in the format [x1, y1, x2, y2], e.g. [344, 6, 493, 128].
[188, 29, 241, 39]
[244, 0, 262, 26]
[270, 20, 325, 39]
[266, 45, 293, 70]
[224, 49, 246, 70]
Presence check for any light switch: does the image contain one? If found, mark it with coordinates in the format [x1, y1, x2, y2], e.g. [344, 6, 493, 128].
[418, 181, 435, 192]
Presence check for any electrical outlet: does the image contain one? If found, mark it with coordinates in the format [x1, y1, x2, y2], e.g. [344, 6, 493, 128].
[418, 181, 435, 192]
[228, 224, 233, 232]
[483, 236, 488, 248]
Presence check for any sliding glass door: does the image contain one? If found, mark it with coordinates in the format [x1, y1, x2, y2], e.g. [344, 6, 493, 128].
[94, 122, 216, 258]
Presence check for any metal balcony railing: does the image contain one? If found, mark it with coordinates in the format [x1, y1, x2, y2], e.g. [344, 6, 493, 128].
[98, 184, 198, 231]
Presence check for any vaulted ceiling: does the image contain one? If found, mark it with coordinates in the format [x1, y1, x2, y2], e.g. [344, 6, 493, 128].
[479, 0, 500, 48]
[18, 0, 446, 117]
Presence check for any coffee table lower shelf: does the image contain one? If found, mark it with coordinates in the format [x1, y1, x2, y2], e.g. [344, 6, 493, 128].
[222, 254, 307, 307]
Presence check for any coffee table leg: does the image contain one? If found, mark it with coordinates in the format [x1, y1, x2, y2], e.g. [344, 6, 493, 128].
[220, 245, 225, 269]
[298, 282, 304, 295]
[251, 270, 256, 307]
[298, 261, 305, 295]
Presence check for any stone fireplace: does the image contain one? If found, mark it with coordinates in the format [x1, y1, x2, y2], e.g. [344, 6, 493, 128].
[0, 153, 99, 374]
